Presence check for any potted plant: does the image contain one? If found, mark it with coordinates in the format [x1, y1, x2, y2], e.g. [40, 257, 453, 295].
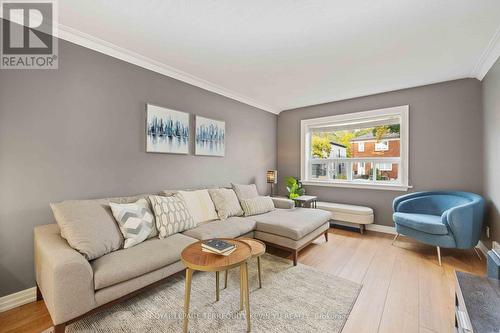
[285, 176, 305, 199]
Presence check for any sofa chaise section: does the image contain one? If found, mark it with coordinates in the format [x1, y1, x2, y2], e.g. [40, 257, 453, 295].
[182, 217, 256, 240]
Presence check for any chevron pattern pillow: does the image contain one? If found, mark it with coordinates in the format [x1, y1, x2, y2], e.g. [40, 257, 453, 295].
[109, 198, 155, 249]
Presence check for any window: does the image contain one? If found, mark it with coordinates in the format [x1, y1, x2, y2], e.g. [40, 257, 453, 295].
[375, 140, 389, 151]
[301, 105, 410, 191]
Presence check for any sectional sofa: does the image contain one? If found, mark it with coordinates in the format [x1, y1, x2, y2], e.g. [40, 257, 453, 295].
[34, 187, 332, 332]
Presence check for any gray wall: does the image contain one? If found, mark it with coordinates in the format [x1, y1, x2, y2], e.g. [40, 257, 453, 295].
[483, 57, 500, 247]
[0, 39, 277, 296]
[278, 78, 483, 227]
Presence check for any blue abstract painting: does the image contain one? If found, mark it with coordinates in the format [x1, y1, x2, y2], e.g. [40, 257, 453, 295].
[195, 116, 225, 156]
[146, 104, 189, 154]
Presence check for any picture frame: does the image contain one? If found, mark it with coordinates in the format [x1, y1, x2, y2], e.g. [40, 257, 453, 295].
[146, 104, 190, 154]
[195, 116, 225, 157]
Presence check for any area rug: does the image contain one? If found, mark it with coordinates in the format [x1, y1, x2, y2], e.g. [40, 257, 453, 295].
[47, 254, 361, 332]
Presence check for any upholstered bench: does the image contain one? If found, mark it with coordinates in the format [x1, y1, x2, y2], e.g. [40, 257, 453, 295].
[316, 202, 374, 233]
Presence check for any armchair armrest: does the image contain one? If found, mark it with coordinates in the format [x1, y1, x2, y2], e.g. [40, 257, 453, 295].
[442, 199, 484, 249]
[271, 197, 295, 209]
[34, 224, 96, 325]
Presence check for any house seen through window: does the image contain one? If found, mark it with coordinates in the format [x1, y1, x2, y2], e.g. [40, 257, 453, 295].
[301, 106, 409, 190]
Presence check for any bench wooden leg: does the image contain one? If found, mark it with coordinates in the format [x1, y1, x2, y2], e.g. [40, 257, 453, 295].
[292, 250, 298, 266]
[54, 323, 66, 333]
[324, 231, 328, 242]
[36, 284, 43, 301]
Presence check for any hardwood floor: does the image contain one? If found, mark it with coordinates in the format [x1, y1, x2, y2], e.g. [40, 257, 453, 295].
[0, 228, 485, 333]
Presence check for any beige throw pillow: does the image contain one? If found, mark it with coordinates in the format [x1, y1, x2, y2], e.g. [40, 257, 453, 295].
[240, 196, 275, 217]
[149, 195, 196, 238]
[232, 183, 259, 201]
[178, 189, 219, 224]
[208, 188, 244, 220]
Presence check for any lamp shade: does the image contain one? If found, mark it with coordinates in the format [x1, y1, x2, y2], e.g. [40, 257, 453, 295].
[266, 170, 277, 184]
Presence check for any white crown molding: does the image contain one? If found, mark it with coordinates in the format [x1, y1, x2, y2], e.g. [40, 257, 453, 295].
[56, 23, 279, 114]
[471, 23, 500, 80]
[0, 287, 36, 313]
[0, 12, 278, 114]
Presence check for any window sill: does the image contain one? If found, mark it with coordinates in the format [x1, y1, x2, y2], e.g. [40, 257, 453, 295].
[301, 180, 412, 191]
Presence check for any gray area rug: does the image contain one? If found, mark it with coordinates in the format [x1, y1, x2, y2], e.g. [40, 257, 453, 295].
[52, 254, 361, 332]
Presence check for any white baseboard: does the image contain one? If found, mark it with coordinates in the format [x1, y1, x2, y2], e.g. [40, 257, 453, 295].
[365, 224, 397, 235]
[0, 287, 37, 313]
[476, 240, 489, 257]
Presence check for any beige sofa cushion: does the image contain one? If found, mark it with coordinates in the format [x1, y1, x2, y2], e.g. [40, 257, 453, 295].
[182, 217, 256, 240]
[208, 188, 244, 219]
[253, 208, 332, 240]
[178, 189, 218, 225]
[91, 233, 197, 290]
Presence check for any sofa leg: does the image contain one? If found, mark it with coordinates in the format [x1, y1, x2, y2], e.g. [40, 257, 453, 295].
[54, 323, 66, 333]
[292, 250, 298, 266]
[324, 231, 328, 242]
[437, 246, 442, 266]
[36, 284, 43, 301]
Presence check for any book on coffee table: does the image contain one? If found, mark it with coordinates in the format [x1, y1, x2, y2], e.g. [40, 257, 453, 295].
[202, 246, 237, 256]
[202, 239, 235, 254]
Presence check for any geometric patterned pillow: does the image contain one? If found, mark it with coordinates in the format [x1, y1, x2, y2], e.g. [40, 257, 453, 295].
[149, 195, 196, 239]
[109, 198, 156, 249]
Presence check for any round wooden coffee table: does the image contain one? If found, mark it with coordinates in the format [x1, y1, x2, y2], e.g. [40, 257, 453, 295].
[224, 238, 266, 289]
[180, 239, 252, 333]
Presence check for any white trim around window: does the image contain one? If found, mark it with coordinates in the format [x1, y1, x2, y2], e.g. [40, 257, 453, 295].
[300, 105, 411, 191]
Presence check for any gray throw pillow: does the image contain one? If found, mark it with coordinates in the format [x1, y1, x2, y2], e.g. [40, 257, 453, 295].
[51, 199, 124, 260]
[208, 188, 244, 220]
[149, 195, 196, 238]
[109, 199, 155, 249]
[232, 183, 259, 201]
[240, 196, 275, 216]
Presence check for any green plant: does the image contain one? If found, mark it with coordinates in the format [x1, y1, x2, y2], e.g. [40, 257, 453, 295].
[285, 176, 305, 199]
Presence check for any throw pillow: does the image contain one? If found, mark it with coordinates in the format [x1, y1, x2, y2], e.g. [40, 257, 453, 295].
[109, 199, 155, 249]
[240, 196, 275, 217]
[208, 188, 244, 220]
[149, 195, 196, 238]
[232, 183, 259, 201]
[177, 189, 219, 225]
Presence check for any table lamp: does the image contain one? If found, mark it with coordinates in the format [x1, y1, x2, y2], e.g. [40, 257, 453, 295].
[266, 170, 277, 196]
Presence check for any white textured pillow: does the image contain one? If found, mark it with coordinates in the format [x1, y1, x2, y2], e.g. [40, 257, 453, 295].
[208, 188, 244, 220]
[232, 183, 259, 201]
[178, 189, 219, 224]
[149, 195, 196, 238]
[240, 196, 275, 217]
[109, 199, 155, 249]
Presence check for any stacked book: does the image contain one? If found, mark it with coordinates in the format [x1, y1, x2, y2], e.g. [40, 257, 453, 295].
[202, 239, 236, 256]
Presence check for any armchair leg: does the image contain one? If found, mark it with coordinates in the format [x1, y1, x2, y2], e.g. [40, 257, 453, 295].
[473, 247, 483, 261]
[392, 233, 400, 245]
[437, 246, 442, 266]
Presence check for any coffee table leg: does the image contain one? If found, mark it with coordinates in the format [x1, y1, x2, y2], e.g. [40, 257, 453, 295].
[257, 256, 262, 289]
[243, 261, 251, 331]
[239, 264, 244, 311]
[183, 268, 193, 333]
[224, 270, 228, 289]
[215, 271, 220, 302]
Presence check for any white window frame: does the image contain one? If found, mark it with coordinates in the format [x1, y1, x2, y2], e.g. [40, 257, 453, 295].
[358, 142, 365, 152]
[375, 140, 389, 151]
[300, 105, 410, 191]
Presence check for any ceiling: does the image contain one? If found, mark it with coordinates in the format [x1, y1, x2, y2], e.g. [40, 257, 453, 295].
[54, 1, 500, 112]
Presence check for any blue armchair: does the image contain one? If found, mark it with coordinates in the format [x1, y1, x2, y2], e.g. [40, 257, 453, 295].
[392, 191, 484, 265]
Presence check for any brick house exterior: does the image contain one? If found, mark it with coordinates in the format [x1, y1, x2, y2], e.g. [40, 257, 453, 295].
[350, 132, 400, 180]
